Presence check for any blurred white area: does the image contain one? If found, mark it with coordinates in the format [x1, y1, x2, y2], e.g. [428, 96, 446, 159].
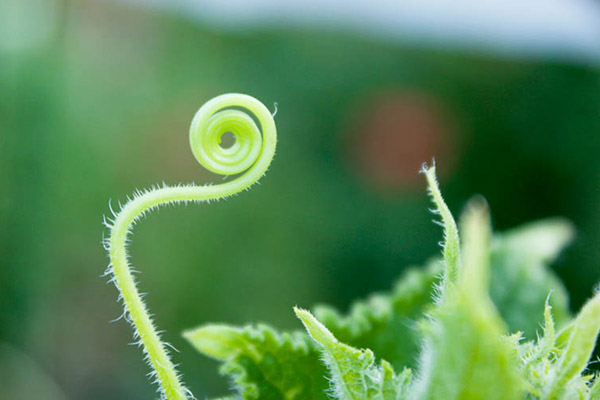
[0, 0, 60, 53]
[119, 0, 600, 66]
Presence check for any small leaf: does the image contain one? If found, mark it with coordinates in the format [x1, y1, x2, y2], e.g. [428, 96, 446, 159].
[294, 307, 409, 400]
[412, 199, 523, 400]
[183, 325, 256, 360]
[545, 293, 600, 399]
[184, 324, 328, 399]
[490, 218, 573, 338]
[422, 163, 461, 288]
[313, 262, 440, 371]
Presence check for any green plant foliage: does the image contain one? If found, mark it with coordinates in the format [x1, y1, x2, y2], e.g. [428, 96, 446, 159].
[105, 94, 598, 400]
[311, 261, 440, 372]
[183, 166, 599, 400]
[411, 196, 523, 400]
[184, 324, 327, 399]
[489, 218, 573, 339]
[295, 307, 411, 400]
[309, 216, 572, 372]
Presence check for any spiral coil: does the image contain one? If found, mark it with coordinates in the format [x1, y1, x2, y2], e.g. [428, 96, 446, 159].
[189, 93, 276, 180]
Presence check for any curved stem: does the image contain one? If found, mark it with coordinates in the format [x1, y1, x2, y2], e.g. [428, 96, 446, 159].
[107, 94, 277, 399]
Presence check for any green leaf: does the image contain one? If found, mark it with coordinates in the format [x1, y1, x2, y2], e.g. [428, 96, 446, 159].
[489, 218, 573, 338]
[516, 292, 600, 400]
[313, 261, 440, 371]
[183, 324, 328, 399]
[545, 293, 600, 399]
[294, 307, 410, 400]
[422, 163, 461, 288]
[518, 301, 558, 398]
[412, 199, 524, 400]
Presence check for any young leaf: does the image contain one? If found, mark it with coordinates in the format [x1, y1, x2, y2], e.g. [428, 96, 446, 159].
[422, 163, 460, 289]
[544, 293, 600, 399]
[294, 307, 410, 400]
[490, 218, 573, 338]
[184, 324, 328, 399]
[412, 199, 523, 400]
[516, 290, 600, 400]
[312, 262, 440, 371]
[518, 301, 557, 398]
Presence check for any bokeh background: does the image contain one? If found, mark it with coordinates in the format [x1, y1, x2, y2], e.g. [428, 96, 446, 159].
[1, 0, 600, 398]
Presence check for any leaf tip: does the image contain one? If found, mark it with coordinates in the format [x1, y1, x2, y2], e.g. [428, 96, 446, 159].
[182, 324, 244, 361]
[294, 307, 337, 347]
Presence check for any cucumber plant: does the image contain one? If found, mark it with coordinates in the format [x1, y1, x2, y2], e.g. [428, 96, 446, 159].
[105, 94, 600, 400]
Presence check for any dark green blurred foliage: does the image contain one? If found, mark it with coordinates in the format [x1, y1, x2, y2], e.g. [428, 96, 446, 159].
[0, 1, 599, 399]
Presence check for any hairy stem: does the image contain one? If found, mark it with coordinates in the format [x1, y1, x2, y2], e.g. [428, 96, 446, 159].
[106, 93, 277, 400]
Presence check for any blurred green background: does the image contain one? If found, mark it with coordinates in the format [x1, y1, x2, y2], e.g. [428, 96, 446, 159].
[1, 0, 600, 398]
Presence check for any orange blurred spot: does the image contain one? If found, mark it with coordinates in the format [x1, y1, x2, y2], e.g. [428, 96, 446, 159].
[349, 91, 457, 190]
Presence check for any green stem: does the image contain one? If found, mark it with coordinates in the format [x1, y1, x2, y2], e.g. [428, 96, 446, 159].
[106, 93, 277, 399]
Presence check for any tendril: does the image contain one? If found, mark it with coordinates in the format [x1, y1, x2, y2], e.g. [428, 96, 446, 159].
[105, 93, 277, 400]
